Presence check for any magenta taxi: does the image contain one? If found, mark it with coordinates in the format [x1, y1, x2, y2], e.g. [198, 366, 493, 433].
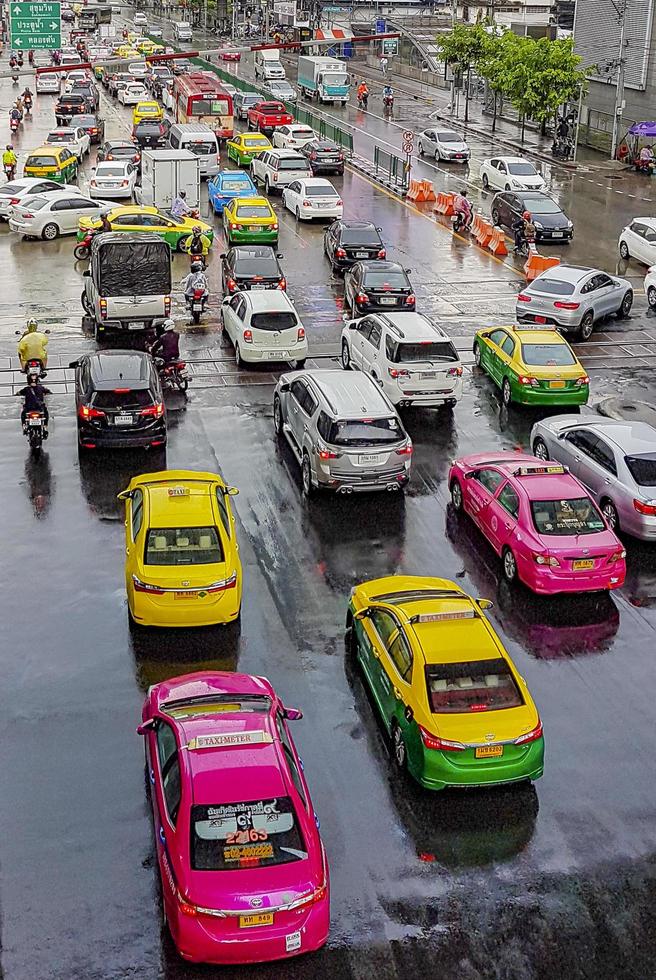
[138, 671, 329, 965]
[448, 452, 626, 594]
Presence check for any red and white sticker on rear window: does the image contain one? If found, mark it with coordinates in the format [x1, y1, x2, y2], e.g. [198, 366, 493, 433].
[188, 731, 273, 750]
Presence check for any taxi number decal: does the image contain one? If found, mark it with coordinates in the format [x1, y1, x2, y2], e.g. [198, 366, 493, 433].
[226, 829, 268, 844]
[224, 843, 273, 861]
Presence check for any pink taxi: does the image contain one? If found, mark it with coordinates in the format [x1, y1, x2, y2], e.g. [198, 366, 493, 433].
[138, 671, 329, 965]
[448, 452, 626, 595]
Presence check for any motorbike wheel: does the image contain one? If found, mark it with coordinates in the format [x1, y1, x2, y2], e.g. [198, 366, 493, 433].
[192, 309, 201, 324]
[74, 244, 90, 260]
[176, 375, 189, 393]
[28, 427, 42, 453]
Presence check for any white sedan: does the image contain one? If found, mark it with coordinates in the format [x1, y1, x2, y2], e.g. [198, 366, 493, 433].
[273, 124, 317, 149]
[46, 126, 91, 159]
[63, 69, 90, 92]
[88, 160, 138, 199]
[0, 177, 77, 219]
[417, 127, 470, 162]
[480, 156, 546, 192]
[282, 178, 343, 221]
[118, 82, 148, 105]
[8, 190, 113, 240]
[619, 217, 656, 268]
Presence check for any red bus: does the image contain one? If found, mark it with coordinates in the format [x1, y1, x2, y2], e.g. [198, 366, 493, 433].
[173, 71, 234, 139]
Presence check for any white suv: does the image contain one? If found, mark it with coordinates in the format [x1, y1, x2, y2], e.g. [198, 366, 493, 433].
[340, 311, 463, 409]
[251, 149, 312, 195]
[221, 289, 308, 368]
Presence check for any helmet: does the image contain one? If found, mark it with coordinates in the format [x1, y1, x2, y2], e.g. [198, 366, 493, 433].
[461, 188, 468, 196]
[6, 145, 12, 151]
[26, 318, 38, 333]
[191, 260, 203, 272]
[179, 190, 186, 198]
[192, 225, 201, 234]
[523, 211, 531, 220]
[162, 318, 175, 331]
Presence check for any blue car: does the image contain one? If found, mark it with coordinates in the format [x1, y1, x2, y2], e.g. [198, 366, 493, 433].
[208, 170, 258, 214]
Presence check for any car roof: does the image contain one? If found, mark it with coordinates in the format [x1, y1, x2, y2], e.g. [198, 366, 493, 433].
[300, 177, 335, 186]
[271, 149, 305, 158]
[87, 349, 152, 388]
[141, 478, 220, 528]
[298, 369, 395, 417]
[495, 156, 533, 164]
[531, 265, 597, 285]
[373, 311, 449, 341]
[630, 216, 656, 227]
[556, 417, 656, 454]
[458, 451, 580, 497]
[506, 325, 571, 344]
[242, 289, 294, 311]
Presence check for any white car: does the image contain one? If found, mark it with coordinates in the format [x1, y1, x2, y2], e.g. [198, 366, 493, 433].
[282, 178, 343, 221]
[118, 82, 148, 105]
[127, 62, 149, 79]
[417, 127, 470, 162]
[221, 289, 308, 368]
[149, 26, 163, 38]
[480, 156, 546, 191]
[8, 190, 112, 240]
[133, 11, 148, 26]
[619, 217, 656, 268]
[46, 126, 91, 159]
[161, 80, 175, 111]
[645, 267, 656, 308]
[273, 124, 317, 149]
[222, 82, 237, 97]
[88, 160, 138, 199]
[63, 69, 90, 92]
[264, 80, 297, 103]
[36, 73, 60, 94]
[0, 177, 77, 219]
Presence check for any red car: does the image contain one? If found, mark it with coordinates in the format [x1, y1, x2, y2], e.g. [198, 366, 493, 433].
[247, 100, 293, 135]
[219, 49, 241, 61]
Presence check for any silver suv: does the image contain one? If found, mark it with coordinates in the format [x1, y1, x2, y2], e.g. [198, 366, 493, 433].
[273, 369, 413, 496]
[251, 149, 312, 195]
[515, 265, 633, 340]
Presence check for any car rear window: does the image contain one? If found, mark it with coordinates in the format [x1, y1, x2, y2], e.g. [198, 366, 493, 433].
[530, 278, 575, 296]
[185, 141, 216, 156]
[530, 497, 606, 535]
[341, 227, 380, 245]
[236, 205, 271, 218]
[363, 270, 408, 287]
[250, 311, 296, 331]
[26, 156, 58, 167]
[243, 136, 266, 147]
[625, 453, 656, 486]
[47, 132, 72, 142]
[234, 254, 279, 275]
[425, 659, 523, 713]
[145, 526, 223, 565]
[387, 340, 458, 363]
[278, 158, 309, 170]
[98, 164, 127, 177]
[520, 343, 576, 366]
[136, 123, 163, 135]
[109, 145, 136, 155]
[222, 177, 252, 191]
[20, 196, 48, 210]
[304, 185, 338, 197]
[191, 796, 307, 871]
[292, 128, 314, 138]
[330, 417, 403, 447]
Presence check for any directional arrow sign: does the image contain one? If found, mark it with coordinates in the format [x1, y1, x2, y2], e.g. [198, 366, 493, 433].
[10, 1, 61, 50]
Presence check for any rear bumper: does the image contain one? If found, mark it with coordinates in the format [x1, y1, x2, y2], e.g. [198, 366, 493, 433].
[241, 342, 307, 364]
[415, 739, 545, 791]
[310, 162, 344, 174]
[229, 228, 278, 244]
[78, 420, 166, 448]
[521, 560, 626, 595]
[512, 384, 589, 406]
[393, 378, 463, 406]
[129, 580, 241, 627]
[516, 309, 582, 330]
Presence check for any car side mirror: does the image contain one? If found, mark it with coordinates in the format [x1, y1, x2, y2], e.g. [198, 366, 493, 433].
[283, 707, 303, 721]
[405, 268, 412, 274]
[353, 608, 369, 621]
[376, 226, 382, 232]
[279, 381, 290, 393]
[83, 269, 90, 277]
[68, 359, 79, 368]
[136, 719, 155, 735]
[476, 598, 494, 610]
[225, 486, 239, 496]
[276, 252, 284, 258]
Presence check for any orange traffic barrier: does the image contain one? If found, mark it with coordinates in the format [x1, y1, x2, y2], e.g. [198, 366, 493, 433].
[474, 217, 493, 248]
[524, 252, 560, 281]
[407, 179, 425, 202]
[434, 192, 456, 215]
[488, 226, 509, 256]
[421, 179, 436, 202]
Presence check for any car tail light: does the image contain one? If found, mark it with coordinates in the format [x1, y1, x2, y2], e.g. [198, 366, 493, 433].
[206, 572, 237, 593]
[335, 247, 346, 258]
[356, 292, 369, 304]
[396, 444, 413, 456]
[21, 213, 34, 219]
[90, 127, 97, 134]
[634, 499, 656, 516]
[121, 180, 129, 187]
[230, 222, 237, 229]
[519, 375, 539, 387]
[178, 898, 198, 916]
[99, 297, 107, 320]
[336, 199, 343, 206]
[164, 295, 171, 315]
[297, 326, 305, 341]
[9, 197, 20, 204]
[514, 719, 543, 745]
[227, 277, 237, 291]
[278, 277, 287, 290]
[419, 724, 465, 752]
[133, 154, 139, 162]
[338, 152, 344, 160]
[78, 403, 104, 420]
[294, 882, 327, 910]
[405, 294, 416, 306]
[517, 293, 532, 303]
[90, 179, 97, 186]
[141, 402, 164, 418]
[272, 173, 278, 182]
[243, 329, 253, 343]
[533, 553, 559, 566]
[378, 248, 386, 259]
[318, 446, 339, 460]
[388, 367, 409, 379]
[554, 301, 580, 310]
[575, 375, 589, 386]
[272, 223, 278, 231]
[608, 550, 626, 563]
[310, 150, 317, 159]
[132, 575, 166, 595]
[447, 366, 463, 377]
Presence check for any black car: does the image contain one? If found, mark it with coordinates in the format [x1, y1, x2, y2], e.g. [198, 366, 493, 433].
[220, 245, 286, 294]
[344, 261, 415, 315]
[55, 93, 93, 125]
[491, 190, 573, 242]
[132, 119, 171, 149]
[301, 139, 345, 175]
[75, 112, 105, 144]
[323, 220, 385, 272]
[70, 350, 166, 450]
[97, 140, 141, 164]
[62, 8, 75, 20]
[70, 81, 100, 110]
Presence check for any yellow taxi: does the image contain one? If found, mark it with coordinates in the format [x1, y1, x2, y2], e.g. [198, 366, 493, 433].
[222, 196, 278, 245]
[473, 324, 589, 408]
[118, 470, 242, 628]
[115, 44, 139, 59]
[78, 205, 214, 250]
[347, 575, 544, 791]
[133, 100, 163, 125]
[137, 39, 159, 55]
[226, 132, 272, 166]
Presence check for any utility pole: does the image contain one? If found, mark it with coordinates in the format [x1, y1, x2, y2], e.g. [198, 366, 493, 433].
[610, 0, 627, 161]
[449, 0, 457, 116]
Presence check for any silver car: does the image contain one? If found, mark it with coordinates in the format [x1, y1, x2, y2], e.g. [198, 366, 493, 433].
[417, 128, 470, 162]
[273, 369, 412, 497]
[516, 265, 633, 340]
[529, 415, 656, 539]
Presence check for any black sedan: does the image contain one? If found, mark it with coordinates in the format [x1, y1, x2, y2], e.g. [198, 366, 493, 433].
[300, 139, 345, 175]
[97, 140, 141, 164]
[221, 245, 286, 294]
[344, 261, 416, 315]
[75, 113, 105, 144]
[491, 190, 573, 242]
[323, 220, 385, 272]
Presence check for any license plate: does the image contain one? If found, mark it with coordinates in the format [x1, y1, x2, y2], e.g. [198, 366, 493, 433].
[268, 351, 289, 359]
[239, 912, 274, 928]
[251, 283, 266, 289]
[128, 321, 143, 330]
[249, 225, 262, 232]
[552, 232, 563, 238]
[174, 590, 199, 599]
[379, 297, 397, 305]
[114, 414, 133, 425]
[475, 744, 503, 758]
[534, 315, 547, 324]
[358, 453, 382, 464]
[355, 251, 368, 258]
[192, 302, 203, 311]
[419, 372, 437, 379]
[28, 418, 42, 426]
[549, 380, 566, 389]
[573, 559, 594, 570]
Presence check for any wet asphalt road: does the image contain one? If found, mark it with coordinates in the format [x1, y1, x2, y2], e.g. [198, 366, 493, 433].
[2, 33, 656, 980]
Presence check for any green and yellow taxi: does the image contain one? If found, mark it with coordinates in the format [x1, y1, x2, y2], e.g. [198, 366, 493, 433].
[137, 39, 161, 55]
[347, 575, 544, 791]
[78, 205, 214, 250]
[226, 132, 272, 166]
[23, 145, 78, 183]
[222, 196, 278, 245]
[473, 324, 589, 408]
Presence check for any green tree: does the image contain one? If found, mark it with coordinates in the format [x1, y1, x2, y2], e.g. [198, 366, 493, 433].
[476, 29, 516, 133]
[437, 24, 493, 124]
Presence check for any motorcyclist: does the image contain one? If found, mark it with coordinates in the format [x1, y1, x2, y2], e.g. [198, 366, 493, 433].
[22, 86, 33, 105]
[3, 144, 17, 177]
[181, 225, 211, 261]
[16, 375, 51, 433]
[28, 50, 34, 66]
[357, 81, 369, 107]
[171, 189, 192, 220]
[9, 54, 17, 69]
[181, 261, 209, 304]
[513, 210, 536, 252]
[453, 188, 472, 229]
[383, 83, 393, 101]
[14, 96, 24, 118]
[9, 106, 21, 126]
[150, 318, 180, 364]
[18, 318, 49, 373]
[99, 212, 112, 233]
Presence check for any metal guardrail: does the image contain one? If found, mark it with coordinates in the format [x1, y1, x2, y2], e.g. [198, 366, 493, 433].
[373, 145, 409, 192]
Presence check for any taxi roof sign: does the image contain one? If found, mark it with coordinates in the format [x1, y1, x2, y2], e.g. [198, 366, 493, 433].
[188, 731, 273, 750]
[514, 464, 567, 477]
[411, 610, 476, 624]
[168, 486, 189, 496]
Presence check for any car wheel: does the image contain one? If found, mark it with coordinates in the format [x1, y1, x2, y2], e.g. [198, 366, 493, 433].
[649, 285, 656, 308]
[579, 310, 595, 340]
[482, 173, 489, 189]
[295, 207, 301, 221]
[502, 547, 517, 583]
[533, 437, 549, 461]
[601, 498, 620, 532]
[301, 452, 315, 498]
[618, 290, 633, 318]
[491, 208, 500, 225]
[235, 342, 244, 368]
[473, 342, 482, 367]
[450, 477, 463, 511]
[264, 177, 271, 194]
[619, 240, 630, 260]
[341, 339, 351, 370]
[501, 376, 512, 407]
[81, 290, 93, 314]
[42, 222, 59, 240]
[391, 722, 407, 771]
[273, 395, 283, 436]
[418, 141, 424, 156]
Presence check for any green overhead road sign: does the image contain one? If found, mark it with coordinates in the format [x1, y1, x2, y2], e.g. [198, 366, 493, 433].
[10, 1, 61, 49]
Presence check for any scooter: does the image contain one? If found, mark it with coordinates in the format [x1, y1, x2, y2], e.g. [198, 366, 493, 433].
[74, 229, 95, 260]
[11, 73, 19, 86]
[357, 92, 368, 110]
[23, 95, 32, 116]
[10, 116, 19, 135]
[514, 235, 536, 259]
[4, 163, 16, 181]
[23, 410, 47, 453]
[15, 329, 50, 377]
[186, 287, 208, 325]
[383, 94, 394, 116]
[452, 208, 473, 233]
[157, 359, 189, 392]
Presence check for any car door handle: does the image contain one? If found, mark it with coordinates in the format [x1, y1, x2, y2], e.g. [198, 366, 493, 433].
[149, 768, 155, 785]
[604, 478, 611, 485]
[158, 827, 166, 845]
[504, 521, 513, 530]
[574, 455, 581, 461]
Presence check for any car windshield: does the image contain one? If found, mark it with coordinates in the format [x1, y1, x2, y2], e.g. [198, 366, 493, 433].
[93, 389, 151, 409]
[341, 227, 380, 245]
[305, 185, 337, 197]
[191, 796, 307, 871]
[531, 497, 606, 535]
[508, 162, 537, 175]
[331, 417, 403, 447]
[98, 165, 127, 177]
[278, 158, 308, 170]
[437, 131, 460, 142]
[144, 526, 223, 565]
[363, 270, 408, 287]
[250, 311, 296, 331]
[521, 343, 576, 366]
[389, 340, 458, 363]
[523, 197, 561, 215]
[27, 156, 58, 167]
[625, 453, 656, 486]
[425, 659, 523, 713]
[530, 278, 576, 296]
[165, 694, 272, 719]
[236, 205, 271, 218]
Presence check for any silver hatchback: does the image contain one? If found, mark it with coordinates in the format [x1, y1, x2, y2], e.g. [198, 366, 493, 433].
[515, 265, 633, 340]
[273, 369, 412, 496]
[530, 415, 656, 540]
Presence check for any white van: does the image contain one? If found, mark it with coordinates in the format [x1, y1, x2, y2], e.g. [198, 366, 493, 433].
[174, 21, 192, 41]
[36, 72, 60, 94]
[168, 122, 220, 178]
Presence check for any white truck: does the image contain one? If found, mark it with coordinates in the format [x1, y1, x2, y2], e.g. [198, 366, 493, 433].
[134, 148, 200, 210]
[297, 56, 350, 104]
[254, 48, 285, 80]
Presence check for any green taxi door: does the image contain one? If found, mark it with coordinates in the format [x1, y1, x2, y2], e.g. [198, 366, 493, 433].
[477, 328, 505, 382]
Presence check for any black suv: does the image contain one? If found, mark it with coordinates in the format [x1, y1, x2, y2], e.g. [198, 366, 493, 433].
[220, 245, 286, 294]
[97, 140, 141, 164]
[70, 350, 166, 450]
[300, 139, 345, 175]
[323, 220, 385, 272]
[344, 261, 415, 315]
[132, 119, 171, 149]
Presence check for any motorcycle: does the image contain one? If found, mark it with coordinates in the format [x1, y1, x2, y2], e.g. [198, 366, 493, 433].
[10, 116, 19, 135]
[4, 163, 16, 181]
[452, 208, 473, 233]
[188, 251, 207, 270]
[357, 92, 369, 110]
[514, 235, 536, 259]
[74, 229, 95, 260]
[15, 328, 50, 377]
[187, 287, 207, 325]
[23, 95, 32, 116]
[551, 136, 573, 160]
[383, 94, 394, 116]
[11, 74, 19, 86]
[23, 410, 47, 453]
[158, 359, 189, 392]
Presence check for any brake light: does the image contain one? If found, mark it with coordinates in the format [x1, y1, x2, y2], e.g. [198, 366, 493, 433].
[295, 882, 327, 910]
[121, 180, 129, 187]
[272, 223, 278, 231]
[230, 222, 237, 229]
[227, 277, 237, 291]
[178, 899, 198, 916]
[27, 411, 43, 418]
[517, 293, 532, 303]
[132, 575, 166, 595]
[533, 553, 559, 566]
[356, 292, 369, 304]
[554, 301, 580, 310]
[514, 719, 543, 745]
[9, 197, 20, 204]
[378, 248, 386, 259]
[99, 297, 107, 320]
[79, 404, 105, 420]
[206, 572, 237, 593]
[396, 444, 413, 456]
[338, 152, 344, 160]
[608, 550, 626, 563]
[447, 366, 463, 377]
[164, 295, 171, 315]
[310, 150, 317, 159]
[519, 375, 539, 387]
[318, 446, 339, 460]
[405, 294, 416, 305]
[419, 725, 465, 752]
[388, 367, 409, 378]
[297, 326, 305, 341]
[335, 247, 346, 258]
[22, 213, 34, 219]
[336, 199, 343, 206]
[141, 402, 164, 418]
[243, 329, 253, 343]
[90, 127, 97, 134]
[634, 499, 656, 516]
[575, 375, 589, 386]
[272, 173, 278, 182]
[278, 277, 287, 290]
[114, 388, 130, 393]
